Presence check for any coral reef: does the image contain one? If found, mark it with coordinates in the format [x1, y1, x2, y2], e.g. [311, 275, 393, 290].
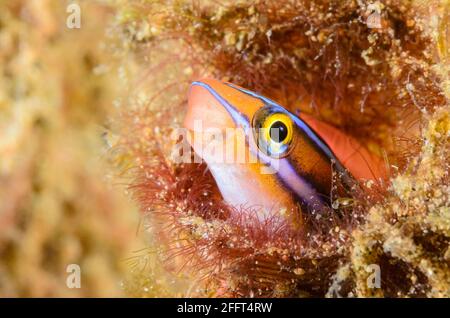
[0, 0, 448, 298]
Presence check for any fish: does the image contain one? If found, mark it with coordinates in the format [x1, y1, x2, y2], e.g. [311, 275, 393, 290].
[183, 79, 386, 226]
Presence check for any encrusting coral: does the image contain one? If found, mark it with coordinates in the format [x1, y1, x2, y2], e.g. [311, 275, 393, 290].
[333, 108, 449, 297]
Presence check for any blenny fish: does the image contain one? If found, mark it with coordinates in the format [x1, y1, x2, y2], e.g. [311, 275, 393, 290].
[184, 79, 386, 226]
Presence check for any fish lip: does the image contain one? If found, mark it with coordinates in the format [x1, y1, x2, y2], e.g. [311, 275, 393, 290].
[184, 79, 237, 132]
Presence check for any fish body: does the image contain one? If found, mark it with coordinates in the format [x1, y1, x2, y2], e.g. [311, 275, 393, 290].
[184, 79, 386, 225]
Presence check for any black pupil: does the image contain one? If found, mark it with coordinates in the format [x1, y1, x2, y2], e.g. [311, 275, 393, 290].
[269, 121, 288, 143]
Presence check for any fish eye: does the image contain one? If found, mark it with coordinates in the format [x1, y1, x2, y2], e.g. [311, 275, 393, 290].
[269, 121, 288, 143]
[252, 107, 294, 158]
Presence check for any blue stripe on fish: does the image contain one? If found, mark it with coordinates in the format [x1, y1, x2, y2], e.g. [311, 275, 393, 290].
[224, 82, 337, 164]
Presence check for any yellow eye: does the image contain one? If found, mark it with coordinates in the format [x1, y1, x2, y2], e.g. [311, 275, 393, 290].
[262, 113, 294, 145]
[253, 108, 295, 158]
